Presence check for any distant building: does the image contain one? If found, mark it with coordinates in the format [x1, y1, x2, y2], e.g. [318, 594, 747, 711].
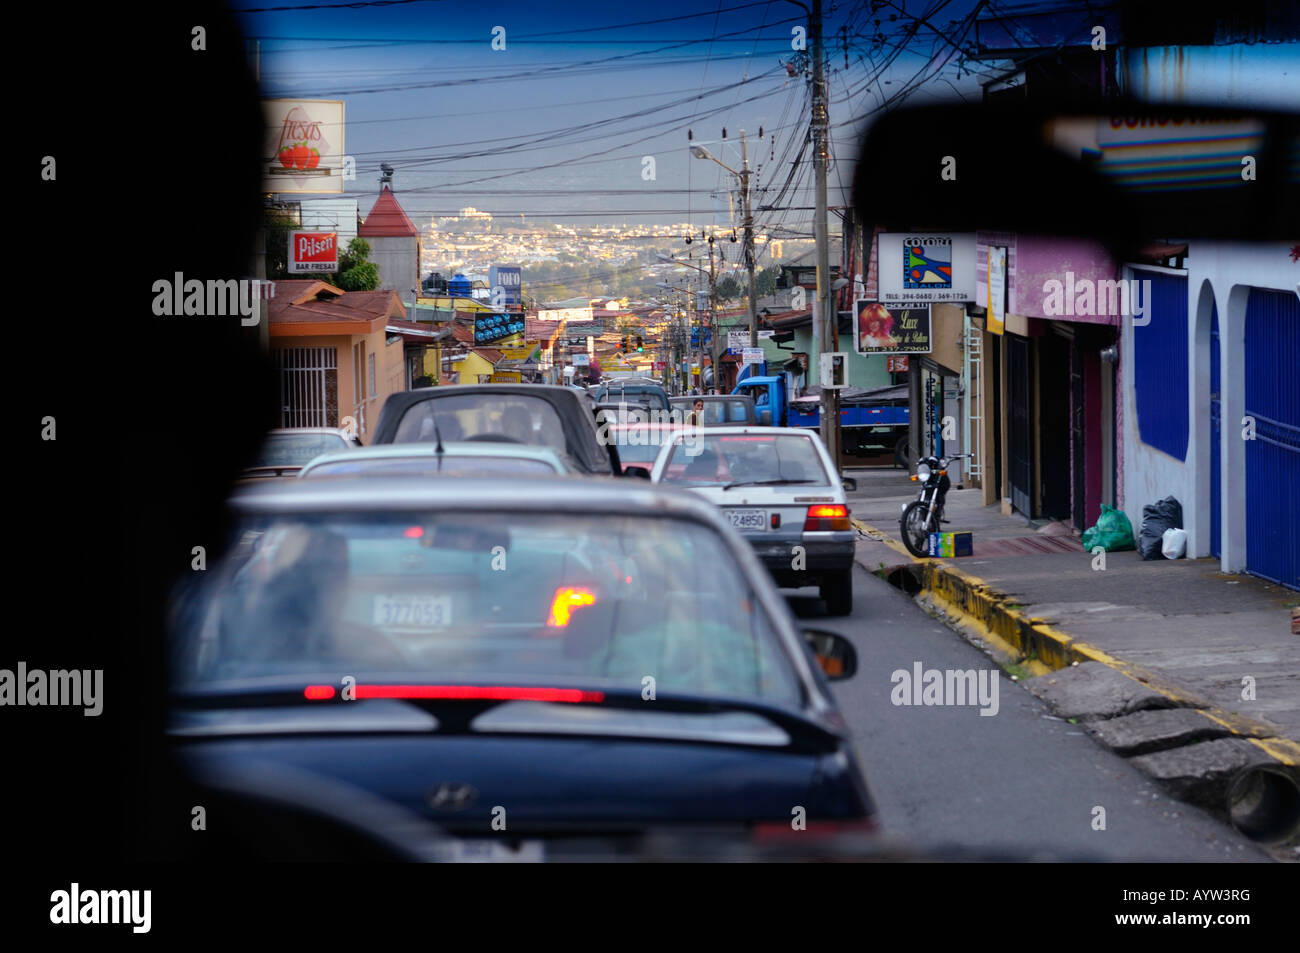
[299, 199, 359, 245]
[358, 184, 421, 296]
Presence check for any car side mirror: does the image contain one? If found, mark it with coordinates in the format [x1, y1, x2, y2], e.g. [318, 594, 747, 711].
[802, 628, 857, 681]
[623, 467, 652, 480]
[841, 477, 857, 492]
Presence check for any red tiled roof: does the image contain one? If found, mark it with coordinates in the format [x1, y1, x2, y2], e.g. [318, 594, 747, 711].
[449, 323, 475, 345]
[472, 347, 503, 363]
[269, 283, 406, 335]
[358, 185, 419, 238]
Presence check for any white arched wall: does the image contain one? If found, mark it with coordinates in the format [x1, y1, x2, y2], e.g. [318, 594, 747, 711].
[1121, 241, 1293, 574]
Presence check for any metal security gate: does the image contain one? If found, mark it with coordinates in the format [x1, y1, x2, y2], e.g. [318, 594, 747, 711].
[1210, 303, 1221, 558]
[1007, 335, 1033, 517]
[1244, 288, 1299, 589]
[276, 347, 339, 428]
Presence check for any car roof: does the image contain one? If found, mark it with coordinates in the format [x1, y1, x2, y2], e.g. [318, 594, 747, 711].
[266, 427, 349, 436]
[299, 442, 567, 472]
[372, 384, 610, 474]
[233, 475, 728, 521]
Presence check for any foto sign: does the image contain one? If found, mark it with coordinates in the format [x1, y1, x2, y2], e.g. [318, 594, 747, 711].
[288, 231, 339, 273]
[489, 265, 522, 308]
[878, 233, 977, 303]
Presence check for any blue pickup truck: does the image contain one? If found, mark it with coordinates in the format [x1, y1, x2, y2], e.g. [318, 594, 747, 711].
[733, 375, 912, 467]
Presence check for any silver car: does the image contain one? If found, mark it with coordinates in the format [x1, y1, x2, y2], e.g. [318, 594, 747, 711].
[649, 427, 856, 614]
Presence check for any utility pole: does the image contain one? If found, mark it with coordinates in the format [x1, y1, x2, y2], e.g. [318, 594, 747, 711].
[811, 0, 840, 471]
[740, 131, 758, 350]
[708, 238, 720, 393]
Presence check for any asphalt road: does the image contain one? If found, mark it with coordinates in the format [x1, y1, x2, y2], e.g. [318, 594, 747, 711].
[781, 565, 1270, 862]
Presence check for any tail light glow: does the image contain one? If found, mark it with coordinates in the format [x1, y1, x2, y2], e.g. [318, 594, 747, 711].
[804, 504, 850, 531]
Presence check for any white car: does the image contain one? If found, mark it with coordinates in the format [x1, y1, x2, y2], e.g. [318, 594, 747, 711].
[649, 427, 856, 615]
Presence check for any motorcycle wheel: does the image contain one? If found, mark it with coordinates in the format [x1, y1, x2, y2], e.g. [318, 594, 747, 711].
[900, 500, 936, 557]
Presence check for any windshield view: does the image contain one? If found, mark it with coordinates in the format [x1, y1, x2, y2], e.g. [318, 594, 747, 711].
[393, 395, 568, 452]
[660, 434, 830, 488]
[172, 511, 800, 705]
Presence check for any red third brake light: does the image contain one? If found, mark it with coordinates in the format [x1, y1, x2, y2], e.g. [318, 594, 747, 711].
[804, 504, 850, 531]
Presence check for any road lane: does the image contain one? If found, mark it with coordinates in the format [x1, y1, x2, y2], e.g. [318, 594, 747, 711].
[782, 566, 1269, 861]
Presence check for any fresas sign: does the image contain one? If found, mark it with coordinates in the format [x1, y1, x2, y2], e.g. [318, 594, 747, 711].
[288, 231, 339, 273]
[263, 99, 345, 194]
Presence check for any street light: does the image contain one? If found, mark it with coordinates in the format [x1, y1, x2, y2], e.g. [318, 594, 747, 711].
[690, 132, 758, 351]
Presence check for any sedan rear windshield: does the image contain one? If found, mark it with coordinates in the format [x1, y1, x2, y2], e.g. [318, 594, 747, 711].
[659, 433, 830, 487]
[303, 456, 559, 478]
[253, 433, 348, 468]
[392, 394, 569, 455]
[171, 511, 801, 705]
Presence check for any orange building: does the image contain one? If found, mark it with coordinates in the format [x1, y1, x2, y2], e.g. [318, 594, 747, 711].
[269, 280, 407, 439]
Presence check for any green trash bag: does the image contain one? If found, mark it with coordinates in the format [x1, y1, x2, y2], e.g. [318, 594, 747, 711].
[1081, 504, 1136, 552]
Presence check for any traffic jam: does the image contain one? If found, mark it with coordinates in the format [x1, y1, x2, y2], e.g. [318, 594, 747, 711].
[169, 383, 872, 861]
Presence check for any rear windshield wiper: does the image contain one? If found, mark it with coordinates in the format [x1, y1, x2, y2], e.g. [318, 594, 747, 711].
[721, 478, 819, 490]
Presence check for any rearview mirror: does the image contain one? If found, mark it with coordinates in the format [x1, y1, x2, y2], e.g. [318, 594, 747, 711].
[802, 628, 858, 681]
[623, 467, 652, 480]
[852, 99, 1300, 256]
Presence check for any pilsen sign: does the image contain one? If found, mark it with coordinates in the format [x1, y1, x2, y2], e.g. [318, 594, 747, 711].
[288, 231, 339, 273]
[263, 99, 346, 194]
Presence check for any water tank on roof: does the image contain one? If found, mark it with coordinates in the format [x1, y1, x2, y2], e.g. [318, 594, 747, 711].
[448, 273, 472, 298]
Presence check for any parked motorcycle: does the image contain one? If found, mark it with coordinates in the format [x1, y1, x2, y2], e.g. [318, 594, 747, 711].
[899, 453, 969, 558]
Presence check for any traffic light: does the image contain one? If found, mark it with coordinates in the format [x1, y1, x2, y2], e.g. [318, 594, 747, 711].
[621, 335, 629, 352]
[636, 335, 644, 352]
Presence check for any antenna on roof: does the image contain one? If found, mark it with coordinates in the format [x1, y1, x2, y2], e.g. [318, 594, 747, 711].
[379, 162, 395, 188]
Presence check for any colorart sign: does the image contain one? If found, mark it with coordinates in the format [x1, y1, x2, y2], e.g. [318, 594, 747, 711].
[878, 233, 976, 303]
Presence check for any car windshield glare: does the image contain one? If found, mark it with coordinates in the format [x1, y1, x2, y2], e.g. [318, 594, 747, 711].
[392, 395, 568, 452]
[171, 510, 801, 705]
[660, 433, 830, 487]
[253, 433, 347, 467]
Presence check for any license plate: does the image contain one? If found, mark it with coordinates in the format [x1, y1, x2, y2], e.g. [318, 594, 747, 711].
[372, 594, 453, 627]
[430, 839, 546, 863]
[726, 509, 767, 530]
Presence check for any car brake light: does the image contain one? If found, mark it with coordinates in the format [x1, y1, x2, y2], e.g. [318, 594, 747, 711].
[304, 684, 603, 703]
[804, 504, 850, 531]
[546, 587, 597, 628]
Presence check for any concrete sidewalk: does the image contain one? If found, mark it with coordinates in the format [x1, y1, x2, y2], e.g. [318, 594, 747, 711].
[844, 466, 1300, 831]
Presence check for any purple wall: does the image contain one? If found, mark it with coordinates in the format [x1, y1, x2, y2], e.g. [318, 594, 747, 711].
[1015, 237, 1122, 326]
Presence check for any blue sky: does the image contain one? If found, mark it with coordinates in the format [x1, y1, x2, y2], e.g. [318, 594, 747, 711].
[236, 0, 992, 230]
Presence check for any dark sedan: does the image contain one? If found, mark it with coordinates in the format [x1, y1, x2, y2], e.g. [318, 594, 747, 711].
[167, 477, 876, 860]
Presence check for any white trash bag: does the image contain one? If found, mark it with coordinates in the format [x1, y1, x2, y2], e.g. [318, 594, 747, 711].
[1161, 527, 1188, 560]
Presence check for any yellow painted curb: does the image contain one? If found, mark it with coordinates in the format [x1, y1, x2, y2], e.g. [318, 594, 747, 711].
[852, 516, 1300, 769]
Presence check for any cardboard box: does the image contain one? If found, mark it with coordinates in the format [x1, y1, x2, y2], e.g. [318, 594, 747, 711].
[928, 531, 974, 557]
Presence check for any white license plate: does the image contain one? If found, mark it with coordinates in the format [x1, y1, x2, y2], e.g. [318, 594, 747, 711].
[431, 839, 546, 863]
[372, 594, 453, 627]
[726, 509, 767, 530]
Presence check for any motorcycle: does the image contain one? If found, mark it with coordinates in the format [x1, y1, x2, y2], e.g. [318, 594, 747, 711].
[899, 453, 969, 558]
